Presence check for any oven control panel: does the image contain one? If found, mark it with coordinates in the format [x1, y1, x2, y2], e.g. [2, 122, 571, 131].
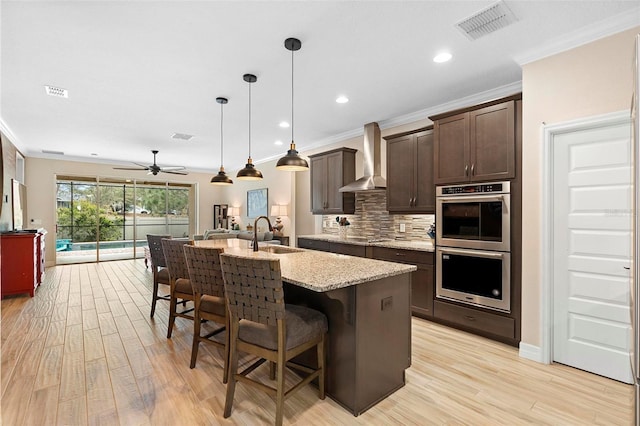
[437, 181, 510, 196]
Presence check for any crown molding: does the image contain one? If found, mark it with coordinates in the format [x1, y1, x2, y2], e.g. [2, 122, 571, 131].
[513, 7, 640, 66]
[0, 117, 25, 153]
[255, 80, 522, 164]
[379, 81, 522, 129]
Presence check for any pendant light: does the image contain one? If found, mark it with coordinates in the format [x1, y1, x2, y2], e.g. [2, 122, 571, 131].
[276, 37, 309, 171]
[210, 97, 233, 185]
[236, 73, 263, 180]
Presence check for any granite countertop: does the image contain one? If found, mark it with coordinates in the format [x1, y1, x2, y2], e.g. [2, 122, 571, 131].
[297, 234, 435, 252]
[195, 238, 416, 292]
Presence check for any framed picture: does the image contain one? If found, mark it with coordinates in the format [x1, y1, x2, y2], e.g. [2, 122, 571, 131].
[247, 188, 268, 218]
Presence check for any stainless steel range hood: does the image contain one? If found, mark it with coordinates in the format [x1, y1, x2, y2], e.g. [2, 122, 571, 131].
[339, 122, 387, 192]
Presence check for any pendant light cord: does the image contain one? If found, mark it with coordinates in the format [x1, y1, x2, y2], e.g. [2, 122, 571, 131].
[248, 80, 252, 158]
[220, 101, 224, 166]
[291, 47, 294, 144]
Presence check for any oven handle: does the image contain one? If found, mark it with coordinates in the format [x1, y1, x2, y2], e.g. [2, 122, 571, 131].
[438, 247, 507, 259]
[438, 195, 507, 204]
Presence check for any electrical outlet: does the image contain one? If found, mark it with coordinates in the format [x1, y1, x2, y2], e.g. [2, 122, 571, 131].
[399, 223, 406, 232]
[381, 296, 393, 311]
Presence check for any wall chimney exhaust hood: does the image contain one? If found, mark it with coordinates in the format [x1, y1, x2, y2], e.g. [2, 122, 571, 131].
[339, 122, 387, 192]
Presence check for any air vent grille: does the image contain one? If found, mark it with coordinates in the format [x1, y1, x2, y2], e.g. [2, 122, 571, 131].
[456, 0, 517, 41]
[42, 149, 65, 155]
[44, 85, 68, 98]
[172, 133, 194, 141]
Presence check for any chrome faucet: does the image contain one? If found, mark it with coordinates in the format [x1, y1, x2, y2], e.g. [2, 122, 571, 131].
[252, 216, 273, 252]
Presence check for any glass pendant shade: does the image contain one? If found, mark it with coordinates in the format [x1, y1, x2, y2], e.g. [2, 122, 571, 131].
[211, 97, 233, 185]
[277, 37, 309, 172]
[237, 73, 262, 180]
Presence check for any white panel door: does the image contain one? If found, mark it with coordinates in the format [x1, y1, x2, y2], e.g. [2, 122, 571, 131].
[553, 121, 632, 383]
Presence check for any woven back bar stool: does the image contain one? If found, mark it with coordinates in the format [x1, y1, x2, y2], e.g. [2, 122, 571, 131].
[220, 254, 327, 426]
[161, 238, 194, 338]
[146, 234, 171, 318]
[183, 245, 229, 382]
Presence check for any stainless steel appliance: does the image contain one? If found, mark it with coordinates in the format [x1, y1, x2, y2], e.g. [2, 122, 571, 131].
[631, 33, 640, 426]
[436, 247, 511, 312]
[436, 181, 512, 312]
[436, 181, 510, 251]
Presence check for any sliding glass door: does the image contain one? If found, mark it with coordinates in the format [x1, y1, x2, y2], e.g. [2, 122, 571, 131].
[56, 176, 193, 265]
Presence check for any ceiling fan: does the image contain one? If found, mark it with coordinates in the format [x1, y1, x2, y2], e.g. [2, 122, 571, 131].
[113, 150, 188, 175]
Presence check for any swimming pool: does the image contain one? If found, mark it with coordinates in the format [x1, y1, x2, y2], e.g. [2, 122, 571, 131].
[71, 240, 146, 251]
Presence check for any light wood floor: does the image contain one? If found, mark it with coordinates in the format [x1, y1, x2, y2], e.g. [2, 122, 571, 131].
[1, 259, 634, 425]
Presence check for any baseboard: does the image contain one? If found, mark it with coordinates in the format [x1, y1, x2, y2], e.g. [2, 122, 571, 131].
[519, 342, 544, 363]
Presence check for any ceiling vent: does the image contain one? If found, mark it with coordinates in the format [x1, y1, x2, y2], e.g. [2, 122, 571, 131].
[456, 0, 518, 41]
[171, 133, 194, 141]
[44, 85, 68, 98]
[42, 149, 64, 155]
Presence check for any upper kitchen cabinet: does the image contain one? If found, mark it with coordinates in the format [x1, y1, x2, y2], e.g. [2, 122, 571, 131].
[431, 95, 519, 184]
[385, 127, 435, 213]
[309, 148, 356, 214]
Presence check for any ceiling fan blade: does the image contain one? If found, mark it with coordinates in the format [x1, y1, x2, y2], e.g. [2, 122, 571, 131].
[163, 170, 189, 175]
[113, 166, 148, 171]
[132, 162, 149, 168]
[160, 166, 186, 171]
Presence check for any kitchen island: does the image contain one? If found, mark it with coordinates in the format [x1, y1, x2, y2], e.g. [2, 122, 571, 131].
[195, 239, 416, 416]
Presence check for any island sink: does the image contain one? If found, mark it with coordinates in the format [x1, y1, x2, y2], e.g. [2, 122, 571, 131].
[258, 245, 304, 254]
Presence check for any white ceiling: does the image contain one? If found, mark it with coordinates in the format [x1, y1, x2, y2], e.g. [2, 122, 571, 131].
[1, 1, 639, 175]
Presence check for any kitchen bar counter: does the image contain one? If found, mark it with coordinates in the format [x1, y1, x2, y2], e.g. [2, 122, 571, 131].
[195, 237, 413, 416]
[196, 238, 415, 291]
[298, 233, 435, 252]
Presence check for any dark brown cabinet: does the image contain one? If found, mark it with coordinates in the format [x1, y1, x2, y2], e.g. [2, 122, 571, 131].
[328, 241, 366, 257]
[370, 247, 434, 318]
[309, 148, 356, 215]
[433, 99, 515, 184]
[385, 127, 435, 213]
[433, 300, 515, 340]
[297, 238, 330, 252]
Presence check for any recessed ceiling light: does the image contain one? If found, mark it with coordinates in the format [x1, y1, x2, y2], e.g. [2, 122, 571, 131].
[336, 96, 349, 104]
[91, 153, 98, 156]
[279, 121, 290, 128]
[433, 52, 452, 63]
[274, 140, 283, 146]
[171, 133, 194, 141]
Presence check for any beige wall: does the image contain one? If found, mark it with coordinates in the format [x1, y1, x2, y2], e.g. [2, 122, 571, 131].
[521, 27, 639, 346]
[219, 158, 295, 236]
[25, 155, 297, 263]
[25, 157, 225, 265]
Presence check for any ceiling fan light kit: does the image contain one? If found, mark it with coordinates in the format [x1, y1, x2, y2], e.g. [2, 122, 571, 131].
[236, 73, 263, 180]
[276, 37, 309, 172]
[210, 96, 234, 185]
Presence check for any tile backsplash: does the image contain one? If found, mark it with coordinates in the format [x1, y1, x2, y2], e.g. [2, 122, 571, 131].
[322, 190, 434, 241]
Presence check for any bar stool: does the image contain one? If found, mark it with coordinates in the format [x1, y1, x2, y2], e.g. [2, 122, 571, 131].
[183, 245, 229, 382]
[220, 254, 327, 426]
[161, 238, 194, 338]
[146, 234, 171, 318]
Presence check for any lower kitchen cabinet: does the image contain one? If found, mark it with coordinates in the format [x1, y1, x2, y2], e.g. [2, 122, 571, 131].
[297, 238, 330, 252]
[328, 241, 366, 257]
[369, 247, 434, 318]
[433, 300, 515, 342]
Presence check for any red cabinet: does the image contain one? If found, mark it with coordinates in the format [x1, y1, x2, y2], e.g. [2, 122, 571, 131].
[1, 231, 45, 298]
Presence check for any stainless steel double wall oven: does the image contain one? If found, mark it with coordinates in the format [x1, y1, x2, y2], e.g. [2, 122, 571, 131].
[435, 181, 511, 312]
